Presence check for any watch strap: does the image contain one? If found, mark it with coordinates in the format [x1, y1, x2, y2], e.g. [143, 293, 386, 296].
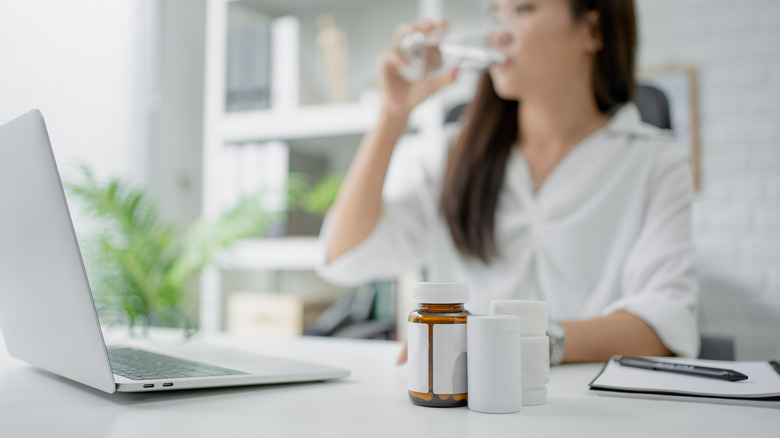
[548, 320, 566, 366]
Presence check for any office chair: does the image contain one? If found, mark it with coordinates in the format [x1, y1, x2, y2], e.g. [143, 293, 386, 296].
[699, 336, 736, 360]
[633, 83, 673, 130]
[304, 281, 396, 340]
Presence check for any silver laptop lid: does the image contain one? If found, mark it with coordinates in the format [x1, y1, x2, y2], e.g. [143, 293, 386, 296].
[0, 110, 116, 393]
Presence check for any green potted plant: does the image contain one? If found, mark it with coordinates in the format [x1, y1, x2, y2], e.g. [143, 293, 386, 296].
[67, 166, 287, 340]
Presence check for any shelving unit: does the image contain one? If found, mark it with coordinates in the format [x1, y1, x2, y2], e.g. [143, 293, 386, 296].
[222, 102, 380, 142]
[200, 0, 449, 333]
[216, 237, 320, 271]
[221, 100, 436, 143]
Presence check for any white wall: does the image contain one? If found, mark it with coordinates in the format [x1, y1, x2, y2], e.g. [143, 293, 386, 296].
[155, 0, 207, 228]
[636, 0, 780, 360]
[0, 0, 159, 187]
[0, 0, 204, 231]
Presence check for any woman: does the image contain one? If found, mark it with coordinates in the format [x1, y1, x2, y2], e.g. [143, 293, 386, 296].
[316, 0, 699, 363]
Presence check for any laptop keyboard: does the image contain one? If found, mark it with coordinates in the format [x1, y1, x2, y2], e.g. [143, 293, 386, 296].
[107, 347, 249, 380]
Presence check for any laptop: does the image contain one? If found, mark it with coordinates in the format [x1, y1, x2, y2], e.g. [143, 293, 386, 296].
[0, 110, 349, 393]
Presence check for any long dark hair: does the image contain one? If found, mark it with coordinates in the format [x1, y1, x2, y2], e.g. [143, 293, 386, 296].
[440, 0, 637, 263]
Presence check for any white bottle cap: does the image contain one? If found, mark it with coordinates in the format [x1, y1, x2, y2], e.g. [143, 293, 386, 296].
[467, 314, 521, 333]
[467, 315, 523, 414]
[490, 300, 548, 318]
[412, 282, 469, 303]
[490, 300, 549, 335]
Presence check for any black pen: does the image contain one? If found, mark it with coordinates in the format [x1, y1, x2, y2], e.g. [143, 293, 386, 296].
[615, 356, 749, 382]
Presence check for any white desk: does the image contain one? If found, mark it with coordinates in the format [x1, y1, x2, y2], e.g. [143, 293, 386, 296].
[1, 334, 778, 438]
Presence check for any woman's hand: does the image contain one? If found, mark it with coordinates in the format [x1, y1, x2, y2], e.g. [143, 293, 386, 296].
[380, 20, 459, 118]
[396, 341, 408, 365]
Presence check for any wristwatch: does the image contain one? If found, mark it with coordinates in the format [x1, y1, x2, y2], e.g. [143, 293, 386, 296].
[548, 320, 567, 366]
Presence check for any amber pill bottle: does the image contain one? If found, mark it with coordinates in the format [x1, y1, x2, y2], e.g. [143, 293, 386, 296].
[407, 282, 470, 407]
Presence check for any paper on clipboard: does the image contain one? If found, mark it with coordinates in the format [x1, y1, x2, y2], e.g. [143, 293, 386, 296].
[589, 356, 780, 404]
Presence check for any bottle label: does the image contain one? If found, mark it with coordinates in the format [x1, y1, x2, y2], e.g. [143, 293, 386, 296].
[408, 322, 429, 393]
[433, 324, 467, 394]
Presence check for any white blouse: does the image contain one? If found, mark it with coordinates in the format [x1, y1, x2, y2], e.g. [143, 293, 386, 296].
[316, 103, 700, 358]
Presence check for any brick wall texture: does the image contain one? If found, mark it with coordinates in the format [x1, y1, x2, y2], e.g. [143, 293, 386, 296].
[636, 0, 779, 359]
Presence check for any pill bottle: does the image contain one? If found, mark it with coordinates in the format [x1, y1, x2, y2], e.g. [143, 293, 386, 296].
[467, 315, 523, 414]
[407, 282, 470, 407]
[489, 300, 550, 405]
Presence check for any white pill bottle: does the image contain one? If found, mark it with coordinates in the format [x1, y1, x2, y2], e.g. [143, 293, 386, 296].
[490, 300, 550, 405]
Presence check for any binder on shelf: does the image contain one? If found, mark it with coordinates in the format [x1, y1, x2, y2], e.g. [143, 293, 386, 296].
[220, 141, 290, 237]
[226, 3, 272, 111]
[589, 356, 780, 407]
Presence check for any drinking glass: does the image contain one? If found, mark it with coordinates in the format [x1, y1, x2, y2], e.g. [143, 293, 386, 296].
[398, 18, 508, 82]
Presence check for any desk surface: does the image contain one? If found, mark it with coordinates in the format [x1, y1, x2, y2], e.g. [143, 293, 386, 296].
[1, 333, 778, 438]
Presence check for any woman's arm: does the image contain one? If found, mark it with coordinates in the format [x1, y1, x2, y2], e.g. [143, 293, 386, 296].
[560, 311, 672, 363]
[589, 143, 699, 359]
[324, 20, 456, 263]
[395, 310, 672, 366]
[325, 110, 407, 263]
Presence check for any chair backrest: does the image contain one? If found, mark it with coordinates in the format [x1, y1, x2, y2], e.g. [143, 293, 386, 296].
[699, 335, 736, 360]
[633, 83, 672, 130]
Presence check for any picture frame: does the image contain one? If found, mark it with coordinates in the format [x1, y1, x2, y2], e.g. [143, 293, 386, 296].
[637, 64, 701, 191]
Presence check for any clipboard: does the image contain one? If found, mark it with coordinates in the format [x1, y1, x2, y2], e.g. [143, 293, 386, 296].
[589, 356, 780, 408]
